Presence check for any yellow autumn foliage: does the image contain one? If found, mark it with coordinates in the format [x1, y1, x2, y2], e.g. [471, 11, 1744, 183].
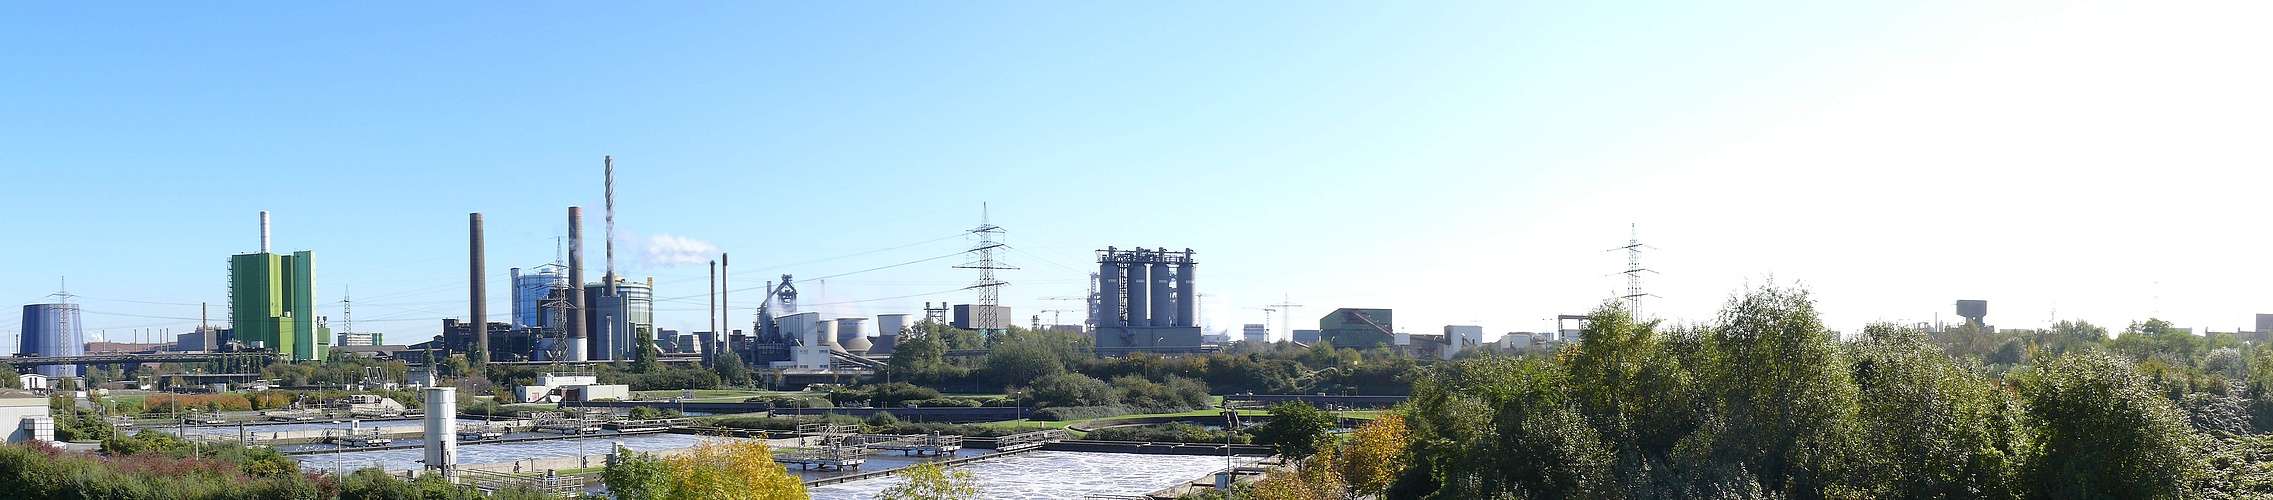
[662, 437, 808, 500]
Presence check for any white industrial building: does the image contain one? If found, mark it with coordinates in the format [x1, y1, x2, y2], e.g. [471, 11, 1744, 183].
[1443, 325, 1485, 360]
[18, 374, 50, 392]
[512, 373, 630, 403]
[0, 390, 54, 443]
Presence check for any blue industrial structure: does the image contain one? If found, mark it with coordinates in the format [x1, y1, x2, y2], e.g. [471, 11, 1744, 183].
[19, 303, 85, 377]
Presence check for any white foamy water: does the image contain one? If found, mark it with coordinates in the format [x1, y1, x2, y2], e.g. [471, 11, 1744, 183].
[808, 451, 1261, 500]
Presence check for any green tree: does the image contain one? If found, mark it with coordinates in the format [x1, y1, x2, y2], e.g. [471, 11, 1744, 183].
[631, 327, 661, 374]
[1251, 401, 1336, 459]
[2024, 351, 2200, 499]
[604, 448, 675, 500]
[713, 350, 750, 387]
[1393, 355, 1613, 499]
[1563, 301, 1698, 494]
[1697, 283, 1862, 497]
[1848, 323, 2025, 498]
[877, 461, 982, 500]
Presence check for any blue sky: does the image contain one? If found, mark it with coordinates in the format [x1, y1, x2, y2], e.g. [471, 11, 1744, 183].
[7, 0, 2271, 346]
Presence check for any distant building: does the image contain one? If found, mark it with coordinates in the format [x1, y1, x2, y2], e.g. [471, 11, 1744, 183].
[1443, 325, 1485, 359]
[1243, 324, 1269, 344]
[1318, 308, 1394, 347]
[83, 342, 170, 354]
[584, 279, 654, 361]
[338, 332, 384, 347]
[177, 326, 221, 352]
[1292, 329, 1321, 343]
[17, 374, 49, 392]
[230, 248, 328, 361]
[952, 305, 1013, 331]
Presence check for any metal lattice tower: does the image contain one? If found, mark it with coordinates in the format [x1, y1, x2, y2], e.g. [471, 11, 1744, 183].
[955, 204, 1014, 334]
[1613, 223, 1657, 315]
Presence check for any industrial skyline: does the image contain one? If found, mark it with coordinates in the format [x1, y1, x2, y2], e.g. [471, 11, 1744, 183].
[7, 1, 2273, 345]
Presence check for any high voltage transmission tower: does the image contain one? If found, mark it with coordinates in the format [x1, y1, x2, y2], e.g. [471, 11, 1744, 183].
[955, 204, 1015, 335]
[1612, 223, 1658, 316]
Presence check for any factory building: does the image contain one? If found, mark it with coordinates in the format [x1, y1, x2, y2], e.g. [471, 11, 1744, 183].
[951, 305, 1012, 331]
[1318, 308, 1394, 347]
[230, 212, 328, 361]
[1292, 329, 1321, 343]
[1243, 324, 1269, 344]
[338, 332, 384, 347]
[17, 303, 84, 377]
[1444, 325, 1485, 359]
[583, 279, 653, 361]
[176, 326, 221, 352]
[1093, 247, 1204, 352]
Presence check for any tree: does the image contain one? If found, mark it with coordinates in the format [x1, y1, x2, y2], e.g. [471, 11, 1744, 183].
[604, 448, 675, 500]
[631, 327, 661, 374]
[876, 461, 982, 500]
[1848, 323, 2024, 498]
[713, 350, 750, 387]
[1340, 413, 1411, 496]
[1698, 283, 1862, 497]
[1252, 401, 1336, 461]
[663, 436, 806, 500]
[2025, 351, 2200, 499]
[1026, 373, 1114, 407]
[983, 332, 1070, 387]
[1563, 301, 1697, 492]
[1393, 355, 1613, 499]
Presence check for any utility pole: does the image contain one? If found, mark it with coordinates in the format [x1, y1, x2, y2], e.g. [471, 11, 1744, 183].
[955, 204, 1015, 335]
[1265, 295, 1304, 342]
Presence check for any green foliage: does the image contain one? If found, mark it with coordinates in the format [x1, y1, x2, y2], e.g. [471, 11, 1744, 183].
[1698, 283, 1861, 496]
[0, 441, 328, 500]
[1026, 373, 1114, 407]
[630, 327, 662, 374]
[2024, 351, 2200, 499]
[603, 450, 674, 500]
[1085, 422, 1249, 444]
[1847, 323, 2025, 499]
[1251, 402, 1336, 461]
[712, 350, 751, 387]
[338, 468, 524, 500]
[983, 329, 1088, 387]
[829, 382, 943, 407]
[876, 461, 982, 500]
[865, 411, 900, 427]
[626, 406, 683, 420]
[1397, 355, 1613, 499]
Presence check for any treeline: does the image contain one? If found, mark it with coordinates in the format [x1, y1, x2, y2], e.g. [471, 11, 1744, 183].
[885, 323, 1424, 398]
[1373, 284, 2273, 500]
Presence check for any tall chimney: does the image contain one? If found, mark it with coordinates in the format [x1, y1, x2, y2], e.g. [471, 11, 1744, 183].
[604, 156, 618, 296]
[721, 252, 730, 335]
[709, 259, 717, 363]
[567, 206, 588, 362]
[469, 213, 488, 360]
[259, 211, 271, 253]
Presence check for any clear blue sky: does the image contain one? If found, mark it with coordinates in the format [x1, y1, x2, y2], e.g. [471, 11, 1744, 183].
[7, 0, 2270, 346]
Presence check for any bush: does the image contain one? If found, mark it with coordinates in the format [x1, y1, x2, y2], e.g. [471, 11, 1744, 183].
[865, 411, 900, 427]
[747, 396, 830, 409]
[909, 398, 983, 408]
[1032, 406, 1135, 421]
[1029, 373, 1115, 408]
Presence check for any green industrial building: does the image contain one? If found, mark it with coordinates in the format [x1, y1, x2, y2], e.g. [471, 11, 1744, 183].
[230, 250, 328, 361]
[1319, 308, 1395, 347]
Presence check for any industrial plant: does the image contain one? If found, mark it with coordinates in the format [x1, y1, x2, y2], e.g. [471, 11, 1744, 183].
[1092, 247, 1204, 353]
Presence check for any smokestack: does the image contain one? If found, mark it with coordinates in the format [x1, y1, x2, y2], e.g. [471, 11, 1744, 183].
[469, 213, 488, 360]
[567, 206, 588, 362]
[604, 156, 618, 296]
[704, 260, 713, 350]
[259, 211, 271, 253]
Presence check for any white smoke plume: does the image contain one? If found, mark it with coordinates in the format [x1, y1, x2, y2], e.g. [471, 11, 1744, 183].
[638, 233, 720, 268]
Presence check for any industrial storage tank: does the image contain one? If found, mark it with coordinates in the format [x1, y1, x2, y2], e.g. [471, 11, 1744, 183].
[19, 303, 85, 377]
[510, 267, 568, 329]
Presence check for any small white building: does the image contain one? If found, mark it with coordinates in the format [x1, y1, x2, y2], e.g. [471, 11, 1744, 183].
[17, 374, 49, 392]
[0, 390, 54, 443]
[1243, 324, 1269, 344]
